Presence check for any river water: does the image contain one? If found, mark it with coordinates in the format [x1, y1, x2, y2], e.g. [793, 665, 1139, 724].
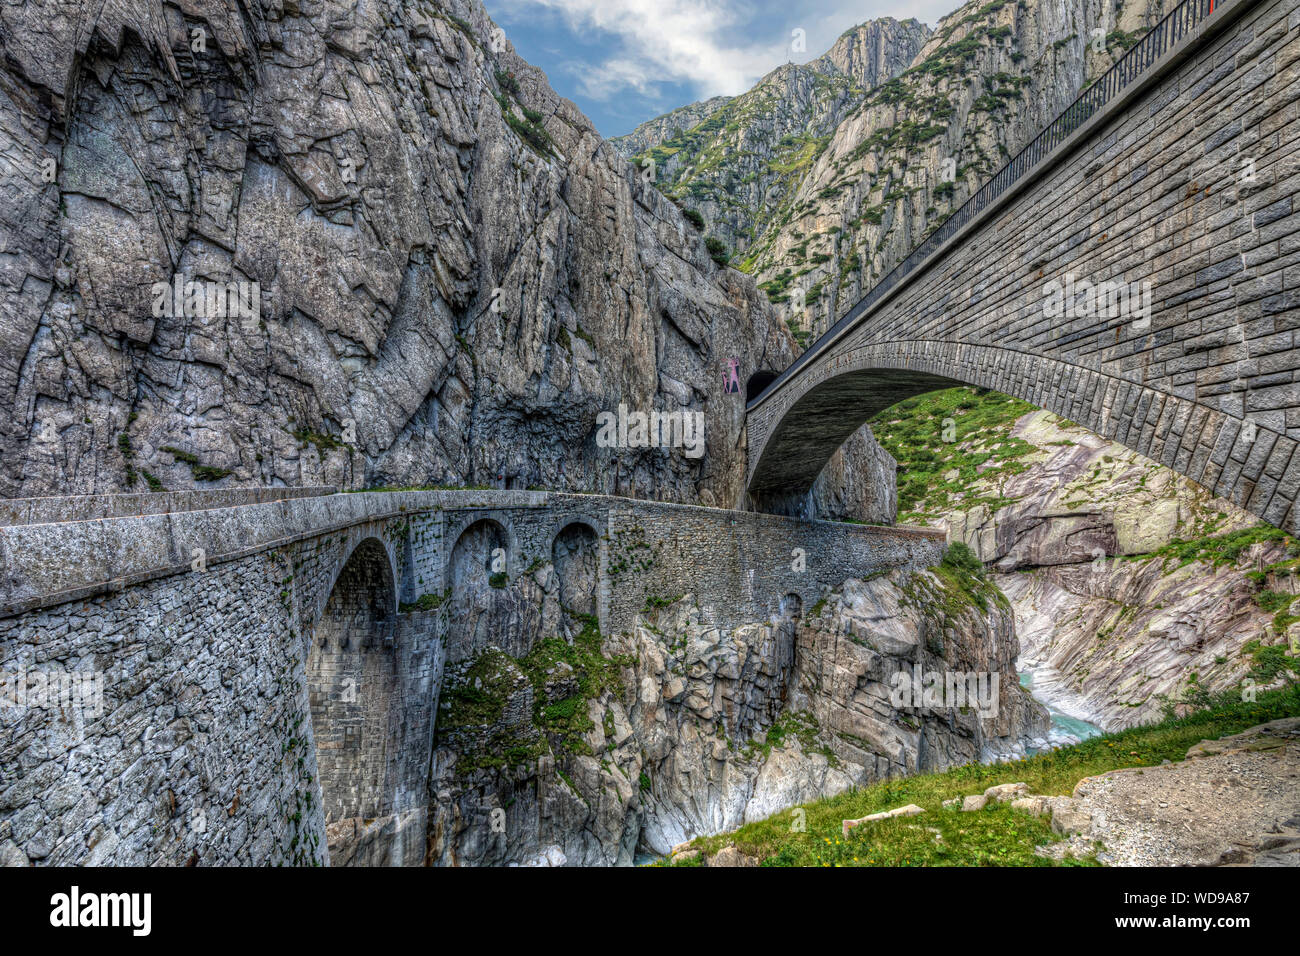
[1018, 669, 1105, 751]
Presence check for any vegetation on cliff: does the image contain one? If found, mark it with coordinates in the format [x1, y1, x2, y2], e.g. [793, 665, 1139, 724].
[869, 386, 1036, 521]
[435, 615, 631, 773]
[872, 384, 1299, 725]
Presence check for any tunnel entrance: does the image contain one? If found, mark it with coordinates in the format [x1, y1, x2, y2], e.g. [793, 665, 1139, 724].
[746, 370, 779, 403]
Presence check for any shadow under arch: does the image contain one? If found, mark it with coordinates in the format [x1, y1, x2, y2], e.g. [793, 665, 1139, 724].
[305, 536, 401, 864]
[552, 521, 600, 621]
[748, 367, 960, 511]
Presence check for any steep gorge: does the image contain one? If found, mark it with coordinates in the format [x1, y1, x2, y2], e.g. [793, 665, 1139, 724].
[870, 387, 1300, 731]
[0, 0, 887, 516]
[425, 556, 1047, 866]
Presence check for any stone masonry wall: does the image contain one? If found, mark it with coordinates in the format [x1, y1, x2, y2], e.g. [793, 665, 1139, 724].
[0, 489, 943, 865]
[0, 546, 328, 866]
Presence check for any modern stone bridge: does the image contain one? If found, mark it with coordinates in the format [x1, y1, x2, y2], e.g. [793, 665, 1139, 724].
[0, 486, 942, 866]
[748, 0, 1300, 528]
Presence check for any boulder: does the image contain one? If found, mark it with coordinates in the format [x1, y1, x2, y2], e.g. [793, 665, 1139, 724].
[1051, 802, 1093, 835]
[984, 782, 1029, 802]
[1010, 796, 1050, 816]
[708, 846, 758, 867]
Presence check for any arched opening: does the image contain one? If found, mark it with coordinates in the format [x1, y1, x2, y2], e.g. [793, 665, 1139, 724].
[748, 367, 959, 511]
[779, 592, 803, 621]
[447, 518, 512, 661]
[318, 538, 395, 642]
[552, 522, 600, 620]
[305, 537, 398, 865]
[746, 370, 779, 403]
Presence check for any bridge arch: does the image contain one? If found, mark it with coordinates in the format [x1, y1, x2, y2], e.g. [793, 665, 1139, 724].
[314, 536, 398, 645]
[551, 521, 601, 619]
[305, 535, 400, 864]
[748, 339, 1291, 528]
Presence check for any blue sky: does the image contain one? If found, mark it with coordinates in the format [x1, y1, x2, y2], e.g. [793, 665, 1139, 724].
[485, 0, 961, 137]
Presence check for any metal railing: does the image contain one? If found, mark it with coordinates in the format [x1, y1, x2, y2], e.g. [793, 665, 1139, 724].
[749, 0, 1229, 409]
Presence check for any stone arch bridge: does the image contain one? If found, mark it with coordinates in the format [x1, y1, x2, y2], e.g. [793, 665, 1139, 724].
[0, 486, 941, 866]
[748, 0, 1300, 529]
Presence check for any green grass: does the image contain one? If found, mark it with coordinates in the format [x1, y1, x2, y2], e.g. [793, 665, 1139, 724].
[399, 590, 449, 613]
[1144, 525, 1296, 570]
[679, 683, 1300, 866]
[160, 445, 232, 482]
[868, 386, 1038, 520]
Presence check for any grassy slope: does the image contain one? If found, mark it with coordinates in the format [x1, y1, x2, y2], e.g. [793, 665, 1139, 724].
[673, 684, 1300, 866]
[869, 386, 1038, 522]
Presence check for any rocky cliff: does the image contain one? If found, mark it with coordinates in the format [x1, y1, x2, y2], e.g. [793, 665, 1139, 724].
[616, 0, 1172, 339]
[0, 0, 886, 515]
[871, 387, 1300, 731]
[610, 17, 930, 291]
[426, 556, 1046, 866]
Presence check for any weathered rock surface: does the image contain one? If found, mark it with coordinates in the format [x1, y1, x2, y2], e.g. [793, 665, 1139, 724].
[0, 0, 888, 512]
[426, 565, 1046, 865]
[944, 411, 1258, 571]
[894, 403, 1293, 731]
[1000, 554, 1287, 731]
[1036, 719, 1300, 866]
[611, 17, 930, 263]
[616, 0, 1171, 338]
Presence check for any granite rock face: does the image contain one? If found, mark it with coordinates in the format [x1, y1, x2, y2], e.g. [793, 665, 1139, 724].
[1000, 552, 1288, 731]
[611, 17, 931, 264]
[615, 0, 1171, 338]
[897, 401, 1293, 731]
[0, 0, 887, 513]
[944, 410, 1260, 571]
[427, 567, 1046, 866]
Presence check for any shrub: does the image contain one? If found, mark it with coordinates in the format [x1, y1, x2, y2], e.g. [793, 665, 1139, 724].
[942, 541, 984, 575]
[704, 236, 730, 267]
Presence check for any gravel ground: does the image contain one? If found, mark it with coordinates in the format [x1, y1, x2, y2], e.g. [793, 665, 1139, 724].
[1042, 718, 1300, 866]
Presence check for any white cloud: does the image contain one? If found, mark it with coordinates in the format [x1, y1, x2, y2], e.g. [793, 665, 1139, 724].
[490, 0, 961, 103]
[492, 0, 797, 101]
